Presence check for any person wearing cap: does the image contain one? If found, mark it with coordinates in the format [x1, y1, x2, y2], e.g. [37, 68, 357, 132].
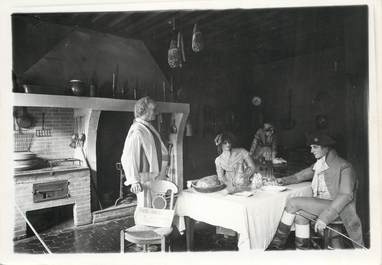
[268, 132, 364, 250]
[249, 122, 277, 161]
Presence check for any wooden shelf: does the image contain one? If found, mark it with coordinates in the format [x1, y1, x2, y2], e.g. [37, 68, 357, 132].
[13, 93, 189, 114]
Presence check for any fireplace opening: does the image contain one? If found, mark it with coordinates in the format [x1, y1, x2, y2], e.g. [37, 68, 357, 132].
[25, 204, 74, 237]
[96, 111, 135, 208]
[96, 111, 172, 209]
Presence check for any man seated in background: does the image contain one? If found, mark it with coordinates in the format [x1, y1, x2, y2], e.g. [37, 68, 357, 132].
[249, 122, 277, 162]
[268, 132, 364, 250]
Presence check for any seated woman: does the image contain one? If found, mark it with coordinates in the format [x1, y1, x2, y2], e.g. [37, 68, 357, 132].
[268, 132, 364, 250]
[214, 132, 259, 194]
[249, 122, 277, 161]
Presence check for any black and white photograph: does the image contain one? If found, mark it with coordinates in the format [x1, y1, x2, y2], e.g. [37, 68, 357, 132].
[0, 0, 381, 264]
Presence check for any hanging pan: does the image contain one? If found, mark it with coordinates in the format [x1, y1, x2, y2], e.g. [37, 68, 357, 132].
[16, 107, 35, 129]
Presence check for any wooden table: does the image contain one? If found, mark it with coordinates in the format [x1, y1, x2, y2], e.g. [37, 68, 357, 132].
[175, 182, 312, 250]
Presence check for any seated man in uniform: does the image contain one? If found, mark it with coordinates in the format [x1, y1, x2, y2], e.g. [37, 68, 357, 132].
[268, 132, 364, 250]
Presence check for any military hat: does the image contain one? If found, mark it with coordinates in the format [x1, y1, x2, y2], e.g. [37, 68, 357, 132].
[306, 132, 336, 146]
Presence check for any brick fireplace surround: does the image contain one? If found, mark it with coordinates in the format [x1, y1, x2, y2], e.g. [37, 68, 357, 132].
[14, 167, 91, 239]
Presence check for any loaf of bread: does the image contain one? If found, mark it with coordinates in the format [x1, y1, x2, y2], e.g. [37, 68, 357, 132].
[196, 175, 221, 188]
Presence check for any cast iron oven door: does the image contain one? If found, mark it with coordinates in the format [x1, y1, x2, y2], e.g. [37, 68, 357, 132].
[33, 180, 70, 203]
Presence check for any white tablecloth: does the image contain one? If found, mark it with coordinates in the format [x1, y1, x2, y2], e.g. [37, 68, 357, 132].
[174, 182, 312, 250]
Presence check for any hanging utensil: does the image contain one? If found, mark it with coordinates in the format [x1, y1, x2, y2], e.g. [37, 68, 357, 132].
[36, 113, 51, 137]
[16, 107, 34, 129]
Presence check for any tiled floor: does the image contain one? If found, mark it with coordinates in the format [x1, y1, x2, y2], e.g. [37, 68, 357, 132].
[15, 215, 354, 253]
[14, 217, 238, 254]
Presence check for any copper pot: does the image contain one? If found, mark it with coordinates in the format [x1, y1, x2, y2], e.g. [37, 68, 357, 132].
[68, 80, 86, 96]
[15, 107, 34, 129]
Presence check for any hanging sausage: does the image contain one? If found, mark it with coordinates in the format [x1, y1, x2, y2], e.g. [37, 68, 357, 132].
[192, 23, 204, 52]
[168, 18, 186, 68]
[168, 18, 181, 68]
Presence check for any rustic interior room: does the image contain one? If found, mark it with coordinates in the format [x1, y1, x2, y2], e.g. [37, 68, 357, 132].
[10, 5, 369, 253]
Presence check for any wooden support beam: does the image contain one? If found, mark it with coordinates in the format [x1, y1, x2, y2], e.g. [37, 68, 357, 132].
[151, 11, 215, 41]
[124, 12, 169, 35]
[107, 13, 133, 28]
[90, 13, 109, 23]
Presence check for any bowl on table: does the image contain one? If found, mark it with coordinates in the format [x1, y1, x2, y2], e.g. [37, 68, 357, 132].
[190, 175, 226, 193]
[191, 182, 226, 193]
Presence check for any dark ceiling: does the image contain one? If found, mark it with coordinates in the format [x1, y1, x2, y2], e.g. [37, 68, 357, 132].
[14, 6, 358, 68]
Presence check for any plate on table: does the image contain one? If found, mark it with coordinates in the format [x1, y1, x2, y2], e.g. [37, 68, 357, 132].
[191, 182, 226, 193]
[261, 185, 287, 192]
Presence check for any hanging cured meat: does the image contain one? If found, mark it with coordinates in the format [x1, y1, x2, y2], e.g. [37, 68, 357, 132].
[168, 38, 181, 68]
[192, 23, 204, 52]
[168, 18, 186, 68]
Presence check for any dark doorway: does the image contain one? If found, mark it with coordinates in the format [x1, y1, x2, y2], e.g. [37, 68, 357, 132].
[96, 111, 134, 208]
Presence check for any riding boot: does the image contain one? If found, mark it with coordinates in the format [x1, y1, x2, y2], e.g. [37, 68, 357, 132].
[268, 211, 295, 250]
[295, 224, 310, 250]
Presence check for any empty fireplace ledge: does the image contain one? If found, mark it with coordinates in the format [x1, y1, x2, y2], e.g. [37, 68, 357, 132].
[92, 202, 136, 224]
[14, 165, 89, 177]
[13, 93, 189, 113]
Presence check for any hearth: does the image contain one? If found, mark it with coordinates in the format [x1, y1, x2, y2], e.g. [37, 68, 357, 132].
[25, 204, 73, 237]
[14, 163, 91, 239]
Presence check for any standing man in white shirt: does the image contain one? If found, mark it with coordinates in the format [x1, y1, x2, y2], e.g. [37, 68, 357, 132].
[121, 96, 169, 207]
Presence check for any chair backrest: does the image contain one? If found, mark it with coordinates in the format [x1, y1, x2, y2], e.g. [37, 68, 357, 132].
[148, 180, 178, 210]
[134, 180, 178, 228]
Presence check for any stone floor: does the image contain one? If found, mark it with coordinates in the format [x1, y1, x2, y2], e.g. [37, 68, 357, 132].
[13, 217, 238, 254]
[14, 216, 355, 253]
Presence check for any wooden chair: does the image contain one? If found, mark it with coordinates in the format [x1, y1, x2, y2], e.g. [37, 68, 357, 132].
[310, 219, 347, 249]
[319, 182, 360, 249]
[323, 220, 348, 249]
[120, 180, 178, 253]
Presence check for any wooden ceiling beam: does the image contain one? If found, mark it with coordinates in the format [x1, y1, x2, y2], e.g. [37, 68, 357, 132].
[90, 13, 109, 23]
[124, 11, 190, 37]
[57, 13, 83, 25]
[122, 12, 172, 34]
[127, 12, 180, 36]
[107, 13, 133, 28]
[150, 11, 217, 41]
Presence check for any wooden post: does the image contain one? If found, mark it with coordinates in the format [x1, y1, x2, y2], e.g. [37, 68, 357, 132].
[120, 230, 125, 253]
[185, 216, 195, 251]
[169, 111, 188, 190]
